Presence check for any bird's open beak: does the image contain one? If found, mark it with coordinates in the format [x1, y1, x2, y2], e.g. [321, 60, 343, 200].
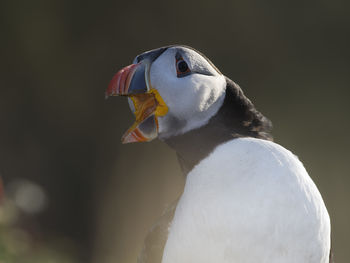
[106, 60, 168, 143]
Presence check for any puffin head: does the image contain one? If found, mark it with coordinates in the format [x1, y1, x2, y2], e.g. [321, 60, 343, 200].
[106, 45, 227, 143]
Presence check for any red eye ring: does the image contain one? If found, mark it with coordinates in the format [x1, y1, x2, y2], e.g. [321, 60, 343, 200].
[176, 56, 191, 77]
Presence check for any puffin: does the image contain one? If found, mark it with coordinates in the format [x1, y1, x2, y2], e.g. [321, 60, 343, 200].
[106, 45, 332, 263]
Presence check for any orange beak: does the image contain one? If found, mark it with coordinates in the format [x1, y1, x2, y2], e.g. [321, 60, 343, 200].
[106, 61, 168, 143]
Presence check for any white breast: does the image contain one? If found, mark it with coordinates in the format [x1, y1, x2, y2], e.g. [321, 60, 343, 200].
[162, 138, 330, 263]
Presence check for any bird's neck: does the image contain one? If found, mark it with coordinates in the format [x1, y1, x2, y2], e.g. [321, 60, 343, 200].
[164, 118, 234, 176]
[164, 77, 273, 176]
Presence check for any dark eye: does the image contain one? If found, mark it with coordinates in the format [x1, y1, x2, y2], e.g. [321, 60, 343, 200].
[177, 60, 188, 72]
[176, 57, 191, 77]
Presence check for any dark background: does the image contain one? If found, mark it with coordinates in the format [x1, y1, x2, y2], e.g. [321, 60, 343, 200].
[0, 0, 349, 262]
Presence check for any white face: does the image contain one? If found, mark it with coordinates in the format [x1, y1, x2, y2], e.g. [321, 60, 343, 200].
[149, 47, 226, 139]
[133, 46, 226, 139]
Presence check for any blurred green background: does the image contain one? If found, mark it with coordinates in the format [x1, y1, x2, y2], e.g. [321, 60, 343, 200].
[0, 0, 349, 262]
